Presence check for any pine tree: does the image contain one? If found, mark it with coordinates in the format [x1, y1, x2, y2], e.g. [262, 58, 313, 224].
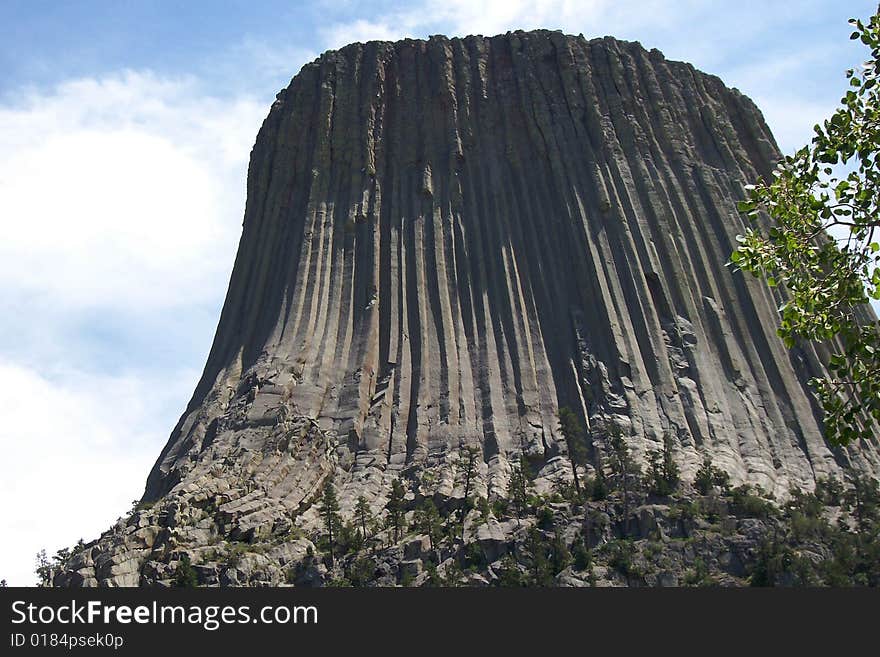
[592, 465, 608, 501]
[413, 499, 442, 551]
[457, 445, 481, 539]
[648, 431, 680, 496]
[496, 554, 527, 586]
[354, 495, 373, 542]
[608, 427, 641, 535]
[458, 445, 481, 507]
[319, 479, 342, 566]
[558, 406, 589, 494]
[524, 527, 553, 586]
[573, 536, 592, 571]
[386, 478, 407, 543]
[508, 458, 530, 526]
[550, 530, 572, 575]
[442, 561, 464, 586]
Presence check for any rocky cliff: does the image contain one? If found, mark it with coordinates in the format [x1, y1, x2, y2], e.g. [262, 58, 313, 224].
[55, 30, 880, 587]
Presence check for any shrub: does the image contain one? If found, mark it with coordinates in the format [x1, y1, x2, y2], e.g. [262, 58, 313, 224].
[348, 557, 376, 586]
[537, 505, 555, 529]
[572, 537, 592, 570]
[683, 558, 717, 587]
[173, 554, 198, 588]
[749, 540, 815, 587]
[730, 485, 775, 518]
[424, 562, 443, 587]
[605, 540, 640, 578]
[496, 555, 528, 587]
[550, 532, 572, 575]
[477, 496, 492, 523]
[694, 456, 729, 495]
[491, 498, 509, 518]
[592, 470, 608, 501]
[815, 476, 844, 506]
[462, 542, 485, 571]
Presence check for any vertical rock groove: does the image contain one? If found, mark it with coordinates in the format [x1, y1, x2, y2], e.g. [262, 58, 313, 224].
[144, 30, 879, 511]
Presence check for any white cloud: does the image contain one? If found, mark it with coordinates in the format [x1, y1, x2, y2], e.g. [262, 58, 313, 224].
[0, 361, 198, 585]
[320, 0, 723, 50]
[323, 18, 409, 48]
[0, 72, 265, 312]
[0, 71, 267, 585]
[321, 0, 616, 48]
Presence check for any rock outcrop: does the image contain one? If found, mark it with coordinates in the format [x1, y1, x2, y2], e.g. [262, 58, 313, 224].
[56, 30, 880, 587]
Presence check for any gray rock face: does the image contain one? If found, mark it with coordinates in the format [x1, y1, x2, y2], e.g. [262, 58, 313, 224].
[58, 31, 880, 587]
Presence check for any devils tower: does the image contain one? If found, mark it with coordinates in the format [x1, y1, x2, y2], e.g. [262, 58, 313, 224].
[56, 31, 880, 587]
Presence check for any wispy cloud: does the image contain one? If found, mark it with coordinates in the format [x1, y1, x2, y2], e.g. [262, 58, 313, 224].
[212, 38, 318, 96]
[320, 0, 618, 49]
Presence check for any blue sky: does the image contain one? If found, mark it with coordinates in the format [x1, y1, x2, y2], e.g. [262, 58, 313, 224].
[0, 0, 876, 585]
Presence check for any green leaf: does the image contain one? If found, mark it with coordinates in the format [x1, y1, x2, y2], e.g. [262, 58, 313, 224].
[733, 7, 880, 446]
